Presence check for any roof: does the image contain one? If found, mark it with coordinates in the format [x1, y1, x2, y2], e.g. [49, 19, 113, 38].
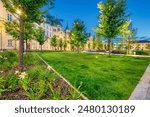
[138, 40, 150, 43]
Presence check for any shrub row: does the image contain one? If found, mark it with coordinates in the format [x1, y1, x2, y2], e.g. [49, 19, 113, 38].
[111, 50, 126, 54]
[134, 50, 149, 56]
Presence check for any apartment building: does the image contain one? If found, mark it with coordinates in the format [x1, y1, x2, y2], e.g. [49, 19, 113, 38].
[0, 1, 19, 50]
[0, 1, 70, 51]
[131, 40, 150, 51]
[52, 25, 71, 50]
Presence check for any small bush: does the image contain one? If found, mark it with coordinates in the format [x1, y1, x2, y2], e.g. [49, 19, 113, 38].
[134, 50, 149, 55]
[1, 51, 17, 58]
[0, 51, 17, 70]
[111, 50, 126, 54]
[96, 50, 106, 52]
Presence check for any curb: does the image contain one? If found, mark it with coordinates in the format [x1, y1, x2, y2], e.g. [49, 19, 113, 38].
[129, 64, 150, 100]
[37, 54, 88, 100]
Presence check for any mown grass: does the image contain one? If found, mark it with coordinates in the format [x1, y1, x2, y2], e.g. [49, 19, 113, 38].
[39, 52, 150, 100]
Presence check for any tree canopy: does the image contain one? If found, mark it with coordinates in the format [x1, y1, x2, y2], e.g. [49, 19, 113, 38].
[34, 27, 47, 51]
[1, 0, 55, 71]
[1, 0, 55, 22]
[120, 20, 137, 54]
[70, 19, 90, 52]
[95, 0, 128, 56]
[51, 35, 57, 50]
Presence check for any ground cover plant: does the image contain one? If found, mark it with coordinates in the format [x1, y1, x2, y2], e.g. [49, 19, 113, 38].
[39, 52, 150, 100]
[0, 51, 81, 100]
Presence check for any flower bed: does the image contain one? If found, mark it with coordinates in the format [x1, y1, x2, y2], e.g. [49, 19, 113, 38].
[0, 51, 81, 100]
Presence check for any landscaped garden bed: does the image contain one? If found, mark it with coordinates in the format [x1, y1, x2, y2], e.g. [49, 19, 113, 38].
[0, 51, 81, 100]
[39, 52, 150, 100]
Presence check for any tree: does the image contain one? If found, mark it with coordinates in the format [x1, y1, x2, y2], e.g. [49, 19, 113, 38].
[120, 20, 137, 54]
[97, 41, 103, 51]
[24, 22, 35, 52]
[1, 0, 55, 71]
[95, 0, 127, 56]
[146, 44, 150, 52]
[34, 27, 47, 51]
[69, 39, 75, 51]
[51, 35, 57, 50]
[88, 42, 91, 50]
[117, 43, 124, 50]
[5, 21, 35, 52]
[92, 36, 97, 50]
[5, 20, 19, 49]
[63, 40, 67, 51]
[46, 15, 63, 26]
[58, 38, 63, 50]
[70, 19, 90, 52]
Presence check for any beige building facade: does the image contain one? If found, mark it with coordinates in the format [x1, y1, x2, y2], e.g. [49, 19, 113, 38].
[0, 1, 19, 50]
[0, 1, 70, 51]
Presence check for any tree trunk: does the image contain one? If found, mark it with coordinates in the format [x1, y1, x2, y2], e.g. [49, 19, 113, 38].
[19, 16, 24, 72]
[15, 40, 16, 50]
[77, 47, 80, 53]
[41, 45, 42, 51]
[77, 44, 80, 53]
[108, 39, 111, 56]
[128, 40, 131, 55]
[126, 40, 130, 55]
[26, 39, 28, 52]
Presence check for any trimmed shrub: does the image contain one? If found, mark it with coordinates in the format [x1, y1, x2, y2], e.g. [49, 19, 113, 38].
[111, 50, 126, 54]
[134, 50, 149, 55]
[96, 50, 106, 52]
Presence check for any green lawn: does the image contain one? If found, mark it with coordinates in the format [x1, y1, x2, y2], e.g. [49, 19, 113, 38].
[39, 52, 150, 100]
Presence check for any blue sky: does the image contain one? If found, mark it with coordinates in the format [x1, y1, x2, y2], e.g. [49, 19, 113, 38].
[50, 0, 150, 39]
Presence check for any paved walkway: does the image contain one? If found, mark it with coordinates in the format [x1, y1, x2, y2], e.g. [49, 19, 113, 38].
[146, 82, 150, 99]
[129, 65, 150, 100]
[83, 51, 150, 58]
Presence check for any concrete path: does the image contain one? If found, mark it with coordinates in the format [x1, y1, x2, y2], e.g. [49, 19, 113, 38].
[129, 65, 150, 100]
[83, 51, 150, 58]
[146, 82, 150, 99]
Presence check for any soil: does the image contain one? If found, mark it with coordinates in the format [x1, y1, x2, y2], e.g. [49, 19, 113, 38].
[0, 87, 28, 100]
[53, 77, 71, 97]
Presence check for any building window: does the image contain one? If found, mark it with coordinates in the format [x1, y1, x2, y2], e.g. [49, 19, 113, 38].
[8, 40, 13, 47]
[53, 29, 56, 32]
[57, 28, 60, 31]
[43, 31, 45, 35]
[7, 14, 12, 21]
